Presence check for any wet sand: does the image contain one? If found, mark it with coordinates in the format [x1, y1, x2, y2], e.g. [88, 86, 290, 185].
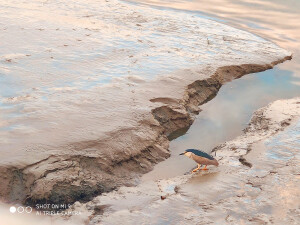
[0, 0, 298, 224]
[0, 0, 291, 207]
[128, 0, 300, 63]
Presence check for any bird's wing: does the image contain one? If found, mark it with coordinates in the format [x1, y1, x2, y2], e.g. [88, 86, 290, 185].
[185, 149, 214, 160]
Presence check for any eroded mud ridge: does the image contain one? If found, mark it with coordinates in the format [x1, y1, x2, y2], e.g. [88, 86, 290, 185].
[2, 60, 291, 206]
[0, 0, 291, 206]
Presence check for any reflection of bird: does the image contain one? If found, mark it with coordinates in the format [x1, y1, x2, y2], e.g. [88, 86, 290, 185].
[179, 149, 219, 173]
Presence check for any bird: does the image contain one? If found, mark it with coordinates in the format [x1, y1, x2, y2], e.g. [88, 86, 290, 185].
[179, 149, 219, 173]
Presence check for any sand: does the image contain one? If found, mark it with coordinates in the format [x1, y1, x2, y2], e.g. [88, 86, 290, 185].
[0, 0, 292, 215]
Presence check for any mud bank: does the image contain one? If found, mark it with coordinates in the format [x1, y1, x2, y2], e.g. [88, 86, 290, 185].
[66, 97, 300, 225]
[1, 62, 291, 207]
[0, 0, 291, 206]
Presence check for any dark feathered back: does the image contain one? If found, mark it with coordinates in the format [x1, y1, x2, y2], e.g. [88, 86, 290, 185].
[185, 149, 215, 160]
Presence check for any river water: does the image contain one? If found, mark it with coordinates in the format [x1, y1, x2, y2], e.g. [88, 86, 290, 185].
[133, 0, 300, 179]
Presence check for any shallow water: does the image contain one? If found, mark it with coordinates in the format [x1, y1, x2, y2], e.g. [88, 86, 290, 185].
[143, 67, 300, 180]
[136, 0, 300, 179]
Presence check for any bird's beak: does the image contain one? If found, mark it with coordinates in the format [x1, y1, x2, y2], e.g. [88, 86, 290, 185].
[179, 152, 185, 156]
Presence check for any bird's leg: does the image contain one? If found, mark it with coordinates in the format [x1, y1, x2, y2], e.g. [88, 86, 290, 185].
[201, 165, 208, 170]
[192, 164, 201, 173]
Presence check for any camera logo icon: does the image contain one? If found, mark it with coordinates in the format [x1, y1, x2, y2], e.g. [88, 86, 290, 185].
[10, 206, 32, 214]
[9, 206, 16, 213]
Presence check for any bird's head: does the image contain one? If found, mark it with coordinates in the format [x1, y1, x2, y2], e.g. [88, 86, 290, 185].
[179, 151, 192, 157]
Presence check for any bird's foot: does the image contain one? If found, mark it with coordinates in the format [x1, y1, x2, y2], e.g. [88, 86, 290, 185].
[192, 168, 199, 173]
[201, 165, 208, 170]
[192, 164, 202, 173]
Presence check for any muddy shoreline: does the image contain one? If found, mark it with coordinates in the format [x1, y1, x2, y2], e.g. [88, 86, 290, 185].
[2, 97, 298, 225]
[1, 59, 291, 207]
[0, 0, 292, 211]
